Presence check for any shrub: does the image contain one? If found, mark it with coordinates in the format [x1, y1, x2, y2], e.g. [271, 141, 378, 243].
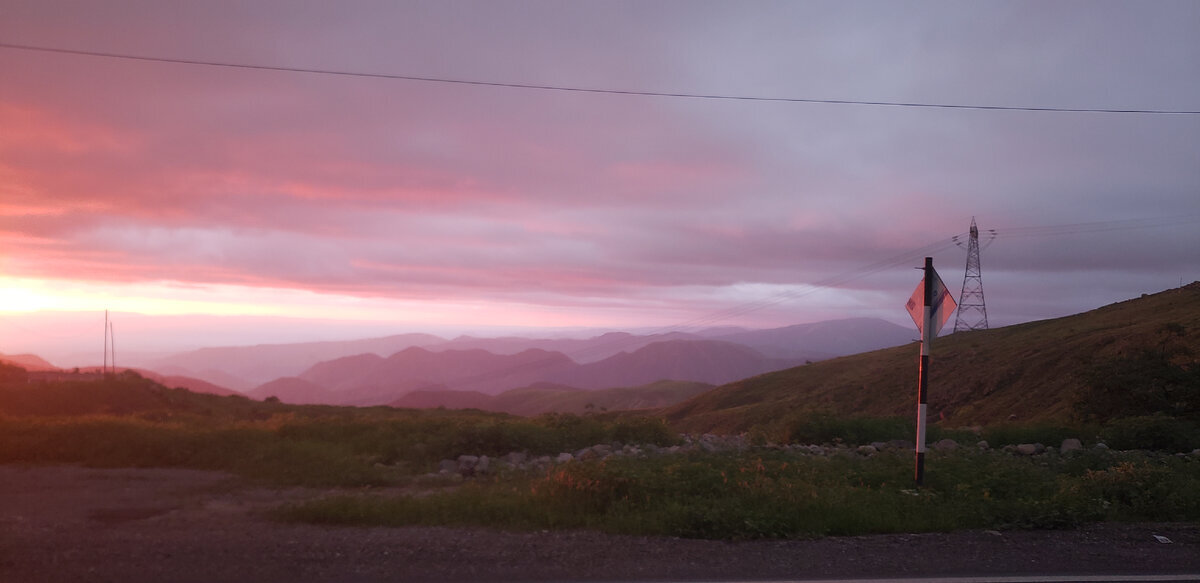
[980, 424, 1091, 448]
[1099, 415, 1200, 452]
[1074, 324, 1200, 422]
[781, 413, 911, 445]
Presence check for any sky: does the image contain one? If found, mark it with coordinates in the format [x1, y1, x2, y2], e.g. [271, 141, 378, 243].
[1, 1, 1198, 365]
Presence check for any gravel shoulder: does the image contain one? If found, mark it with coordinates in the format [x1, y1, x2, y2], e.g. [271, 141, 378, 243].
[2, 465, 1198, 582]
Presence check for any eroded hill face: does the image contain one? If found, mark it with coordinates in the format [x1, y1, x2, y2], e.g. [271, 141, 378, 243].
[664, 283, 1200, 433]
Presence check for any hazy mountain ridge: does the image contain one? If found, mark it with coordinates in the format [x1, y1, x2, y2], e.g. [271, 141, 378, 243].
[430, 331, 704, 363]
[0, 353, 59, 371]
[251, 339, 794, 406]
[547, 340, 800, 389]
[714, 317, 914, 360]
[6, 316, 924, 410]
[147, 317, 910, 392]
[149, 333, 445, 388]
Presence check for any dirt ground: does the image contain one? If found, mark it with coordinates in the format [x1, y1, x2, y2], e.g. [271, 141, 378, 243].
[2, 465, 1198, 583]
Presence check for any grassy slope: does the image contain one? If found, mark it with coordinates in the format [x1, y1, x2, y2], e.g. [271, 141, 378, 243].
[664, 284, 1200, 434]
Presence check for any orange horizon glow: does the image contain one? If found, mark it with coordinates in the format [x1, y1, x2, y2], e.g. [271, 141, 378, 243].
[0, 275, 701, 330]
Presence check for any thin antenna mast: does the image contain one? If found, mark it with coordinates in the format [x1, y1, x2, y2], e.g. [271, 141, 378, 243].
[109, 321, 115, 374]
[103, 309, 109, 375]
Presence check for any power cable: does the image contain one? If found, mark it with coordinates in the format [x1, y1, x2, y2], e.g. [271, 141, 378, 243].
[559, 213, 1200, 362]
[992, 214, 1200, 238]
[2, 41, 1198, 115]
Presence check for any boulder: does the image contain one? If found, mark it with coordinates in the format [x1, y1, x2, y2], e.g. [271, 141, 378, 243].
[457, 455, 480, 475]
[1016, 443, 1045, 456]
[976, 440, 990, 450]
[857, 445, 878, 456]
[555, 452, 574, 464]
[933, 439, 958, 452]
[1060, 438, 1083, 453]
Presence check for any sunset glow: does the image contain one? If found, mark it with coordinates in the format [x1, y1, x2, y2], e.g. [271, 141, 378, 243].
[0, 2, 1197, 365]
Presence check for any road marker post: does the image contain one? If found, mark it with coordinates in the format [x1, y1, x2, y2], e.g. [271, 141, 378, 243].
[905, 257, 955, 486]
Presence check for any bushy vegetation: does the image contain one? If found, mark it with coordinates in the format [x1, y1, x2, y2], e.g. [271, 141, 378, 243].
[280, 448, 1200, 539]
[0, 410, 679, 486]
[780, 412, 913, 446]
[1075, 324, 1200, 422]
[0, 373, 679, 486]
[6, 367, 1200, 541]
[765, 413, 1098, 449]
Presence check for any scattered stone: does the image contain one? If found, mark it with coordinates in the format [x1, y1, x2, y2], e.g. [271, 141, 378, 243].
[976, 440, 990, 450]
[456, 455, 480, 476]
[438, 459, 458, 474]
[1016, 443, 1045, 456]
[1094, 443, 1110, 451]
[476, 455, 491, 475]
[933, 439, 958, 452]
[555, 452, 574, 464]
[870, 441, 890, 451]
[856, 445, 878, 456]
[1060, 438, 1083, 453]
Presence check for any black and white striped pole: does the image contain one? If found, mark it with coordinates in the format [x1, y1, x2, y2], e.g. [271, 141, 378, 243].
[905, 257, 955, 487]
[915, 257, 933, 486]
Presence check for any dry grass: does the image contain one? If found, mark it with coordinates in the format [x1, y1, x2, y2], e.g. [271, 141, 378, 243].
[664, 284, 1200, 434]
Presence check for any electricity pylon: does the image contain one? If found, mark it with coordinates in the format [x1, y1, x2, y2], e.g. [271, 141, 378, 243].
[953, 217, 992, 332]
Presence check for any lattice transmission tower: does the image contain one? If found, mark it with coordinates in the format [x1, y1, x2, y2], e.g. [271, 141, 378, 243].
[952, 217, 994, 332]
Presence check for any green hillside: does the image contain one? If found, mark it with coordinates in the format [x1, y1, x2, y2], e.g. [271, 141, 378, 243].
[664, 283, 1200, 435]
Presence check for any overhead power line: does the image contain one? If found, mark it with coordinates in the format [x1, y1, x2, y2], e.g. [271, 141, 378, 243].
[2, 41, 1198, 115]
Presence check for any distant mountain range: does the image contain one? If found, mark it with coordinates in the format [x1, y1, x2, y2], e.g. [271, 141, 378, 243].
[245, 339, 800, 406]
[6, 317, 918, 411]
[149, 333, 445, 389]
[0, 353, 59, 372]
[152, 317, 913, 392]
[7, 285, 1196, 433]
